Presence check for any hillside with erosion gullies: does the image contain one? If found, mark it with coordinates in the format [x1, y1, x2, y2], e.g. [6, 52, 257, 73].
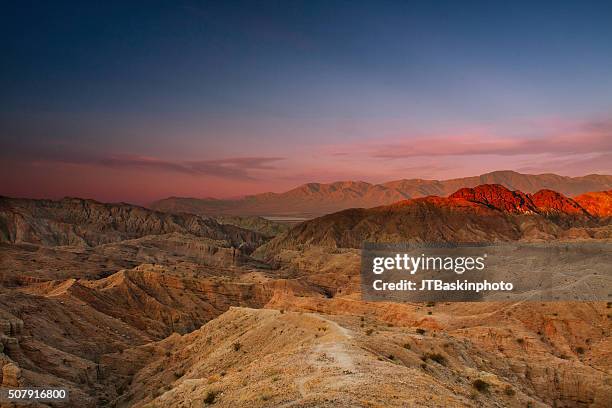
[0, 197, 266, 249]
[0, 186, 610, 407]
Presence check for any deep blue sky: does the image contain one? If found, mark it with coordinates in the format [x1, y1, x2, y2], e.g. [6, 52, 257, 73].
[1, 1, 611, 202]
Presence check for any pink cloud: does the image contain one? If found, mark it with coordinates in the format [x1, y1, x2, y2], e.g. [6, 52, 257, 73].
[358, 118, 612, 158]
[98, 155, 284, 180]
[13, 150, 285, 181]
[320, 116, 611, 159]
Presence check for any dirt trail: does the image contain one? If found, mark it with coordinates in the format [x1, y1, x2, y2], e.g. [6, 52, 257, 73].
[280, 314, 360, 407]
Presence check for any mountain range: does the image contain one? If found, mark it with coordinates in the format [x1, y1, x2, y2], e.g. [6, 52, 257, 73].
[150, 170, 612, 217]
[256, 184, 612, 254]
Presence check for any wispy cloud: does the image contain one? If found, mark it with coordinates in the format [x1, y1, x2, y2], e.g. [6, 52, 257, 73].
[93, 155, 283, 179]
[370, 121, 612, 159]
[2, 143, 285, 180]
[329, 117, 612, 159]
[516, 152, 612, 175]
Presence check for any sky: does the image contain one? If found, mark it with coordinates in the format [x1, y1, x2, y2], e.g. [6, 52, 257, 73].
[1, 0, 611, 204]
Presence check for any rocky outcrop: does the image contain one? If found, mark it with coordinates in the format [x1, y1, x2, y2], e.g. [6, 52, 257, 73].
[531, 189, 589, 215]
[1, 362, 23, 387]
[574, 190, 612, 217]
[450, 185, 539, 213]
[0, 318, 25, 388]
[0, 317, 23, 337]
[450, 185, 594, 217]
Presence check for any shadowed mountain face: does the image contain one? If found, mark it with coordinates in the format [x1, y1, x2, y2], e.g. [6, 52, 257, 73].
[256, 185, 612, 253]
[150, 171, 612, 217]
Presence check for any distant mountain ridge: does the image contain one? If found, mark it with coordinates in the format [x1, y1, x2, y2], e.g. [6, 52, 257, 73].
[150, 170, 612, 217]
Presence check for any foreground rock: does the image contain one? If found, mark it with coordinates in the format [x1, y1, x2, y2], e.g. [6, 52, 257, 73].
[109, 306, 611, 407]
